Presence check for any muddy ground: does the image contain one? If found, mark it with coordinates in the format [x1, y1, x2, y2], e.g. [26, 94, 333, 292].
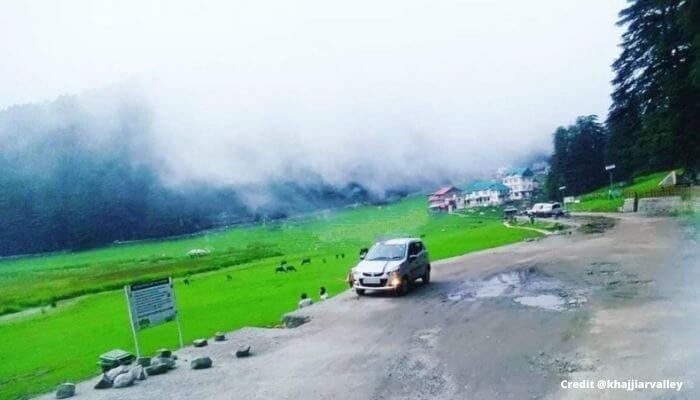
[37, 214, 700, 399]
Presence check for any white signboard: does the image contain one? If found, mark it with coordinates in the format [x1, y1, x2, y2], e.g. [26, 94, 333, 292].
[125, 278, 177, 331]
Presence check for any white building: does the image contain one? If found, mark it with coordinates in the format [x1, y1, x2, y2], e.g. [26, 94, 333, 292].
[463, 180, 511, 207]
[502, 167, 538, 200]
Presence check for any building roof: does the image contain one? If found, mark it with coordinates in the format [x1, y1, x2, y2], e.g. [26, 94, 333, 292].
[432, 186, 460, 196]
[465, 180, 510, 193]
[503, 167, 533, 177]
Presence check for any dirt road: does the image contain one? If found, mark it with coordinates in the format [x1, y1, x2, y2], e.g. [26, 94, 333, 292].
[39, 214, 700, 399]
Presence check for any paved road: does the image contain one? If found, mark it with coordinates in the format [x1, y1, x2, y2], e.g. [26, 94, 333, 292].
[39, 214, 700, 400]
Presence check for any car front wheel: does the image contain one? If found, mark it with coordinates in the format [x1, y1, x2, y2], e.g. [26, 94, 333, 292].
[396, 276, 410, 296]
[422, 267, 431, 284]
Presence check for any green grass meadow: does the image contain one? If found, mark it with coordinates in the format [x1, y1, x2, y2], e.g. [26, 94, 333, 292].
[567, 170, 672, 212]
[0, 196, 539, 399]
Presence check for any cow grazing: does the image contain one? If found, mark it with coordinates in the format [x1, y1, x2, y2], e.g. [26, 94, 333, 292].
[285, 265, 297, 272]
[183, 278, 190, 285]
[341, 253, 345, 259]
[280, 260, 288, 266]
[301, 258, 311, 265]
[322, 258, 327, 263]
[226, 275, 232, 281]
[275, 266, 286, 273]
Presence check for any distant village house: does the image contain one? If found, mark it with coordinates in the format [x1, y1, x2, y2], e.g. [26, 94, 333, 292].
[428, 186, 461, 212]
[501, 167, 538, 200]
[463, 180, 510, 207]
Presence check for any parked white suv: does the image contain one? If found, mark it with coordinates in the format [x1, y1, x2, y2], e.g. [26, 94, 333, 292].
[348, 238, 430, 296]
[528, 202, 563, 217]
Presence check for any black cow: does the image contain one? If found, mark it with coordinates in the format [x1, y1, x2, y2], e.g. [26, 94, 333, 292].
[285, 265, 297, 272]
[183, 278, 190, 285]
[275, 266, 286, 273]
[301, 258, 311, 265]
[280, 260, 288, 266]
[226, 275, 232, 281]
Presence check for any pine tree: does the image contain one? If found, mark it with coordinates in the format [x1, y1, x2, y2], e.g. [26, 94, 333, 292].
[608, 0, 699, 177]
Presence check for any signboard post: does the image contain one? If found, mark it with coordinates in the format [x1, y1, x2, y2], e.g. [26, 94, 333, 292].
[605, 164, 616, 198]
[124, 278, 183, 357]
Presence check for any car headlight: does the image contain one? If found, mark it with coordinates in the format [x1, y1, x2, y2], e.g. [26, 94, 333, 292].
[388, 272, 402, 287]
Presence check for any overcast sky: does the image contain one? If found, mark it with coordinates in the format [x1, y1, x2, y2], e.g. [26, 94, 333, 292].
[0, 0, 626, 191]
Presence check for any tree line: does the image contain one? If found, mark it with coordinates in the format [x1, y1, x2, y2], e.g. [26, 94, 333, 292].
[547, 0, 699, 199]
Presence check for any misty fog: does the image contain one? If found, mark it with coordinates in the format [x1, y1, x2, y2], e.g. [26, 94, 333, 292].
[0, 0, 624, 194]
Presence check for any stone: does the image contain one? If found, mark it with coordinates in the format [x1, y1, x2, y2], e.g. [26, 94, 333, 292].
[55, 382, 76, 399]
[214, 332, 226, 341]
[105, 365, 129, 381]
[621, 198, 635, 213]
[190, 356, 213, 370]
[131, 365, 147, 381]
[193, 338, 208, 347]
[161, 357, 177, 369]
[282, 313, 310, 328]
[152, 356, 176, 370]
[637, 196, 684, 215]
[156, 348, 172, 358]
[235, 345, 251, 358]
[94, 375, 113, 389]
[113, 372, 135, 388]
[145, 363, 169, 376]
[137, 357, 151, 367]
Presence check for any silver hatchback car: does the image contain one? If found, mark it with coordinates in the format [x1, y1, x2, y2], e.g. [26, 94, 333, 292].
[348, 238, 430, 296]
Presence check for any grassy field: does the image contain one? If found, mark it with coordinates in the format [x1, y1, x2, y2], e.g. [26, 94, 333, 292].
[567, 170, 672, 213]
[0, 196, 539, 400]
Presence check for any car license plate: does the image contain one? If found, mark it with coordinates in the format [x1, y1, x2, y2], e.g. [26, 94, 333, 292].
[363, 277, 381, 285]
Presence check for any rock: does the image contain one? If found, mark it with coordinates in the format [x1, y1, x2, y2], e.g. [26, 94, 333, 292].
[214, 332, 226, 341]
[235, 345, 251, 358]
[154, 356, 177, 369]
[282, 313, 310, 328]
[145, 363, 169, 376]
[190, 356, 213, 369]
[94, 375, 113, 389]
[105, 365, 129, 381]
[131, 365, 147, 381]
[193, 338, 208, 347]
[113, 372, 135, 388]
[156, 348, 172, 358]
[137, 357, 151, 367]
[55, 382, 76, 399]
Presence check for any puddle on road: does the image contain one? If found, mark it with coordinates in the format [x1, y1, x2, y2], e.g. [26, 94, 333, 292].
[514, 295, 566, 311]
[444, 268, 586, 312]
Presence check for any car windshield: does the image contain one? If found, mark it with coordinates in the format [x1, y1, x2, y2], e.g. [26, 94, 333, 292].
[365, 243, 406, 261]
